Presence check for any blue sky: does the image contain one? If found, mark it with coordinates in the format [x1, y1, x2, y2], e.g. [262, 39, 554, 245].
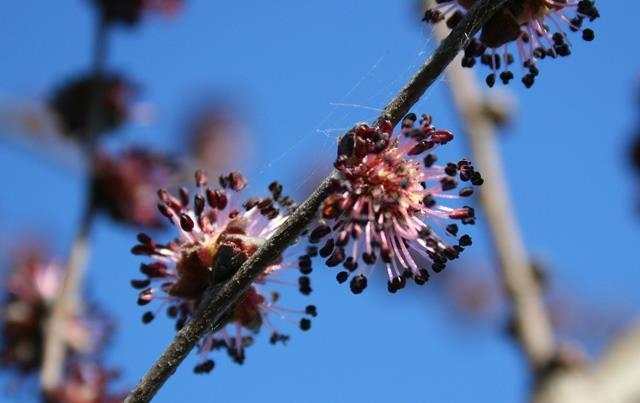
[0, 1, 639, 402]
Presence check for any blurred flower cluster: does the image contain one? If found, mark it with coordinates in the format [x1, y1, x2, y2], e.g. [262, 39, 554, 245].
[0, 246, 125, 402]
[0, 1, 195, 400]
[50, 74, 136, 142]
[91, 148, 177, 228]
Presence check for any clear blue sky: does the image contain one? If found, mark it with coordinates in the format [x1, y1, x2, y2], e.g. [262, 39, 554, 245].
[0, 1, 639, 402]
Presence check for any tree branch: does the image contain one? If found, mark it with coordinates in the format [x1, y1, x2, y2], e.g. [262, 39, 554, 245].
[428, 6, 556, 370]
[41, 204, 95, 391]
[534, 323, 640, 403]
[40, 14, 109, 393]
[429, 6, 640, 402]
[124, 0, 510, 401]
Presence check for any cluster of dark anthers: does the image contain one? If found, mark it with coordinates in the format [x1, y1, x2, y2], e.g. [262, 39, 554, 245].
[423, 0, 600, 87]
[130, 170, 315, 373]
[301, 113, 482, 294]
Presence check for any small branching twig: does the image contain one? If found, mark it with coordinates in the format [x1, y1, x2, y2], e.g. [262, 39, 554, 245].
[124, 0, 510, 401]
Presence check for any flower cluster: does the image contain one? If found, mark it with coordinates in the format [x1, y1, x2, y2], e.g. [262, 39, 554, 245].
[91, 148, 176, 228]
[130, 170, 316, 373]
[303, 113, 482, 294]
[46, 362, 126, 403]
[1, 250, 61, 374]
[93, 0, 183, 27]
[50, 74, 136, 141]
[0, 249, 102, 376]
[423, 0, 600, 87]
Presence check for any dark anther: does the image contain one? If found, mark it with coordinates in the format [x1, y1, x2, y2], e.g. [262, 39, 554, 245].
[486, 73, 496, 88]
[459, 187, 474, 197]
[142, 311, 155, 324]
[459, 234, 472, 247]
[300, 318, 312, 331]
[336, 271, 349, 283]
[424, 153, 437, 168]
[446, 224, 459, 236]
[131, 279, 150, 289]
[319, 238, 335, 258]
[179, 213, 194, 232]
[350, 274, 368, 294]
[326, 247, 345, 267]
[414, 269, 430, 285]
[298, 255, 313, 275]
[299, 276, 312, 295]
[305, 305, 318, 317]
[309, 225, 332, 243]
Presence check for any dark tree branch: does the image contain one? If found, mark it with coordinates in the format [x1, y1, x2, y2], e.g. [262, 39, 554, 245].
[124, 0, 510, 401]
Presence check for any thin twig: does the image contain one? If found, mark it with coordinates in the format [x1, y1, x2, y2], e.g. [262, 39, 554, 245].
[124, 0, 509, 401]
[430, 14, 556, 369]
[40, 14, 110, 392]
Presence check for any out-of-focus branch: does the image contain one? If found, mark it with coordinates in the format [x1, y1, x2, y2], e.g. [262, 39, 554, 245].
[40, 205, 95, 391]
[40, 15, 109, 393]
[431, 8, 640, 403]
[429, 12, 556, 370]
[124, 0, 510, 401]
[534, 323, 640, 403]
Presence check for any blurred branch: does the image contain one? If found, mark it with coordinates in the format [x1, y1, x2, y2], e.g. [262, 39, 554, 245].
[432, 6, 640, 403]
[124, 0, 510, 401]
[40, 204, 95, 391]
[534, 323, 640, 403]
[40, 14, 109, 393]
[430, 13, 556, 370]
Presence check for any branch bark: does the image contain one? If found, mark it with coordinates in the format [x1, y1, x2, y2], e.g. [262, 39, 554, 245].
[124, 0, 510, 401]
[431, 14, 556, 370]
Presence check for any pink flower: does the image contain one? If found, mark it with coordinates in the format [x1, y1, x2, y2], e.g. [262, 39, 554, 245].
[130, 171, 315, 373]
[305, 114, 482, 294]
[423, 0, 600, 87]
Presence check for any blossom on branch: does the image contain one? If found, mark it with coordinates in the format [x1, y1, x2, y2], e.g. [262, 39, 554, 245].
[423, 0, 600, 87]
[130, 171, 315, 373]
[304, 114, 482, 294]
